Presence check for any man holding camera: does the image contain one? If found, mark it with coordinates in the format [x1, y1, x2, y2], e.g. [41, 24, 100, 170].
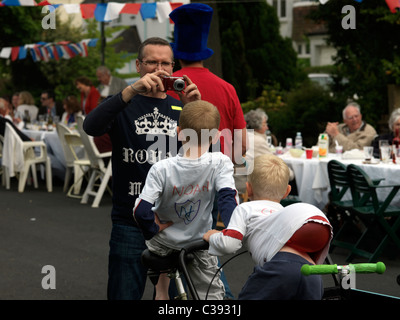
[83, 37, 201, 300]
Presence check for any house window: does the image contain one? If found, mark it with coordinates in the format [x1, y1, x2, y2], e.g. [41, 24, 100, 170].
[280, 0, 286, 18]
[272, 0, 286, 18]
[298, 44, 302, 54]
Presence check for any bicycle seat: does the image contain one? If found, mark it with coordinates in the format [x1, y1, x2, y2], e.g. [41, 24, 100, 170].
[141, 249, 180, 271]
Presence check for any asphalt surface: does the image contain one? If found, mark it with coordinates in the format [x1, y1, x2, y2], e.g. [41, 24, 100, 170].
[1, 177, 400, 301]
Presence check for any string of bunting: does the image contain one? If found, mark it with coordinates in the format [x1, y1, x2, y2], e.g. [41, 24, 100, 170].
[0, 39, 98, 62]
[0, 1, 184, 22]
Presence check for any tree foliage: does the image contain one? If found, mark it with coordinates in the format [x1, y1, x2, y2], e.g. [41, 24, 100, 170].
[217, 0, 302, 102]
[311, 0, 400, 127]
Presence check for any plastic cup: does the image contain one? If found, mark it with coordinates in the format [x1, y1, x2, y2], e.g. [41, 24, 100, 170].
[380, 146, 391, 163]
[305, 148, 313, 159]
[286, 138, 293, 148]
[363, 146, 373, 162]
[335, 145, 343, 157]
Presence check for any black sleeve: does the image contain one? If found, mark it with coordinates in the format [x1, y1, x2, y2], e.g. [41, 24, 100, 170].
[217, 187, 238, 227]
[133, 199, 159, 240]
[83, 92, 128, 136]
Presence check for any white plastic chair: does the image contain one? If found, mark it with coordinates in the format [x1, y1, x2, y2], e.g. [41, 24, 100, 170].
[63, 132, 92, 198]
[2, 122, 52, 192]
[56, 123, 90, 195]
[76, 115, 112, 208]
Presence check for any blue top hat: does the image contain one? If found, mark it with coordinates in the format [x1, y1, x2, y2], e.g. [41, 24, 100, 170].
[170, 3, 214, 61]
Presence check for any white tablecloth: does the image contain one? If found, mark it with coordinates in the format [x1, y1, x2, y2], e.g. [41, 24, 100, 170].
[280, 153, 400, 209]
[22, 129, 66, 179]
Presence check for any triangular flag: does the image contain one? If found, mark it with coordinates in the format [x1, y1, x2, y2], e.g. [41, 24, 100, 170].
[140, 3, 157, 21]
[80, 4, 96, 19]
[55, 45, 64, 59]
[33, 45, 43, 60]
[105, 2, 125, 21]
[62, 44, 76, 58]
[385, 0, 400, 13]
[46, 45, 54, 59]
[37, 1, 51, 6]
[120, 3, 141, 15]
[59, 46, 71, 59]
[0, 48, 12, 59]
[94, 3, 109, 22]
[19, 0, 36, 5]
[11, 46, 20, 61]
[18, 46, 27, 59]
[77, 41, 88, 57]
[29, 48, 39, 62]
[52, 45, 59, 60]
[156, 2, 172, 23]
[2, 0, 22, 6]
[38, 46, 50, 62]
[67, 43, 81, 55]
[63, 3, 80, 14]
[87, 39, 98, 47]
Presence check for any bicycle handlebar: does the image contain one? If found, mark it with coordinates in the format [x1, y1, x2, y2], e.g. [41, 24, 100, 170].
[182, 240, 209, 254]
[301, 262, 386, 276]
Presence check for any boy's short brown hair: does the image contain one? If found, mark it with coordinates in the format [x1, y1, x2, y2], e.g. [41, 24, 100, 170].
[179, 100, 220, 146]
[248, 154, 290, 201]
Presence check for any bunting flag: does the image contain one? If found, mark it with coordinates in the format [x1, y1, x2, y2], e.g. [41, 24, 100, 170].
[385, 0, 400, 13]
[0, 1, 184, 22]
[0, 39, 98, 62]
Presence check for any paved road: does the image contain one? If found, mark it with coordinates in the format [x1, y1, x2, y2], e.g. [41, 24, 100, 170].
[1, 179, 400, 300]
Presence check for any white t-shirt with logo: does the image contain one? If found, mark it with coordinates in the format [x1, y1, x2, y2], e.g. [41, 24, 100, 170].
[135, 152, 238, 250]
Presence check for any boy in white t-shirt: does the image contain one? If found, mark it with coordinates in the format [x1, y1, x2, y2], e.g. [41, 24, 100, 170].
[133, 100, 239, 300]
[204, 154, 332, 300]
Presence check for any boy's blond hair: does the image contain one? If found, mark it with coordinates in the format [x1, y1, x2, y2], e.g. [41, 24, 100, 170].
[179, 100, 220, 146]
[248, 154, 290, 201]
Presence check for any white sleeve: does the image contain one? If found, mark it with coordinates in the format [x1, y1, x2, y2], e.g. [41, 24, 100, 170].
[208, 205, 248, 256]
[138, 164, 163, 204]
[209, 232, 242, 256]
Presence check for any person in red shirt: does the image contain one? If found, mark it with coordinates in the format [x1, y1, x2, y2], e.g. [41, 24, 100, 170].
[168, 3, 247, 161]
[75, 76, 111, 152]
[75, 76, 100, 115]
[168, 3, 247, 300]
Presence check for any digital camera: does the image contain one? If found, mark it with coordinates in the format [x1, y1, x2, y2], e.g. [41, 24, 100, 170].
[161, 76, 186, 92]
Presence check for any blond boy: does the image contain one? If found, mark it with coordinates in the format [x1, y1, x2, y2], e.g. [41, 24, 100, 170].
[133, 100, 238, 300]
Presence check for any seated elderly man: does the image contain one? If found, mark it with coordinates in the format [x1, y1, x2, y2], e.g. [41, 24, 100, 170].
[325, 102, 377, 152]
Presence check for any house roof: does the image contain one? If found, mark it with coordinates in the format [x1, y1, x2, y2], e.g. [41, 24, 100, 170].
[292, 4, 328, 42]
[113, 26, 141, 54]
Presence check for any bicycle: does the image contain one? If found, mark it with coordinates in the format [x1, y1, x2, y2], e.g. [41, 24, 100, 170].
[141, 240, 211, 300]
[300, 262, 398, 300]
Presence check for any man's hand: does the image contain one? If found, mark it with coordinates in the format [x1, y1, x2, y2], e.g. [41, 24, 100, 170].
[155, 213, 173, 233]
[121, 70, 170, 102]
[176, 75, 201, 105]
[203, 229, 221, 242]
[325, 121, 339, 137]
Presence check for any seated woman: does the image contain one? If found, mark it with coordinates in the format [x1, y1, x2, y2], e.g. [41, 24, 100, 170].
[61, 96, 82, 127]
[372, 108, 400, 158]
[234, 108, 294, 195]
[14, 91, 39, 122]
